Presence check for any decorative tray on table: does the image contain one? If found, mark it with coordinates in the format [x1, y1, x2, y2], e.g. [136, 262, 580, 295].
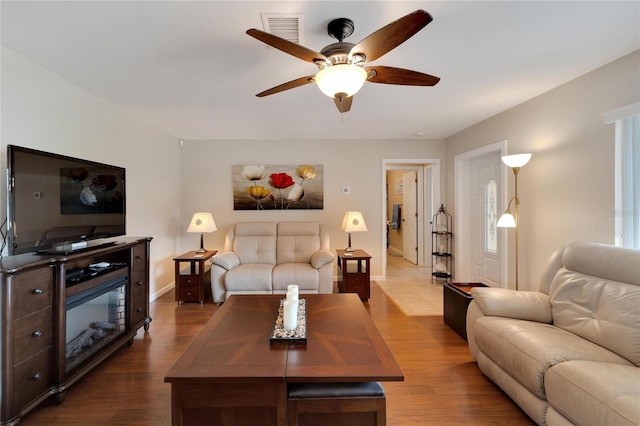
[270, 298, 307, 344]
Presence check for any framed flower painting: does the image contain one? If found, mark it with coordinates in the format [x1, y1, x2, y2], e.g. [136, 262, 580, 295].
[232, 164, 323, 210]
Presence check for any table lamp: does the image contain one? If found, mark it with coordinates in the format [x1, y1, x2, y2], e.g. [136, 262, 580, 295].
[341, 211, 367, 252]
[187, 212, 217, 253]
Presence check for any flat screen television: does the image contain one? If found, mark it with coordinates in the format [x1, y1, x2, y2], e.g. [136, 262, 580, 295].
[7, 145, 126, 255]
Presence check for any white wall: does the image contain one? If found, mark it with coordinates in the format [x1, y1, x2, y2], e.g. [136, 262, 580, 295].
[1, 46, 181, 298]
[179, 139, 445, 278]
[445, 50, 640, 290]
[6, 41, 635, 293]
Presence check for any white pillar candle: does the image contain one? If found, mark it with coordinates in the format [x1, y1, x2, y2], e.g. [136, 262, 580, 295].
[282, 300, 298, 330]
[286, 291, 298, 302]
[287, 285, 299, 295]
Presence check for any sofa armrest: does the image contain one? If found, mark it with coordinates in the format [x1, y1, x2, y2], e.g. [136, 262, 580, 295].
[470, 288, 552, 323]
[310, 249, 334, 269]
[211, 251, 240, 271]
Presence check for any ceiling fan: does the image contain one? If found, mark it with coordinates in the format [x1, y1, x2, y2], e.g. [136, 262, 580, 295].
[246, 9, 440, 113]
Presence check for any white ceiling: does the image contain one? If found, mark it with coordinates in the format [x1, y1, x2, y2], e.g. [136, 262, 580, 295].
[1, 1, 639, 141]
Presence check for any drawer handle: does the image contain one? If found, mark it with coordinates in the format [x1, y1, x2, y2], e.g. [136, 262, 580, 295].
[137, 307, 143, 312]
[32, 330, 42, 337]
[135, 255, 143, 260]
[32, 373, 42, 381]
[32, 288, 43, 295]
[186, 279, 191, 284]
[137, 281, 143, 286]
[186, 292, 192, 296]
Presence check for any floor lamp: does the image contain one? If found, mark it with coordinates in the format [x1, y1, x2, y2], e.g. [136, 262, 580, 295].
[497, 153, 531, 290]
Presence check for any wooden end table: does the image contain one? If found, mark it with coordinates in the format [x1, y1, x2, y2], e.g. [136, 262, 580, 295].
[173, 250, 216, 303]
[443, 282, 488, 340]
[336, 249, 371, 301]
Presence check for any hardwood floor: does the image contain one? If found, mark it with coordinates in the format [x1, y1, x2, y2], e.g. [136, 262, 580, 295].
[19, 259, 534, 425]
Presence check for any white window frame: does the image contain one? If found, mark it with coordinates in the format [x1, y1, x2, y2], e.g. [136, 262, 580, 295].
[603, 102, 640, 248]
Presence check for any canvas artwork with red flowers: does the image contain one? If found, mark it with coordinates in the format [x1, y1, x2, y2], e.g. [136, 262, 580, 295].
[232, 164, 323, 210]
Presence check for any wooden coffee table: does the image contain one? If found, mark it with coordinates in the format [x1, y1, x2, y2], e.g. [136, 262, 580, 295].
[164, 293, 404, 426]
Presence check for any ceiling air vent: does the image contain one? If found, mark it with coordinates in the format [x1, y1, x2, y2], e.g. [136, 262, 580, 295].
[261, 13, 303, 44]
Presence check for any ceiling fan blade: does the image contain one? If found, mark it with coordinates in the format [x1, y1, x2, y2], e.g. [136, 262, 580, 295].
[246, 29, 328, 64]
[366, 66, 440, 86]
[256, 75, 316, 97]
[350, 9, 433, 63]
[334, 95, 353, 113]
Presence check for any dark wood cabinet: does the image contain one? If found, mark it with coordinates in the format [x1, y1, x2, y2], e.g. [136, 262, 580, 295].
[130, 242, 151, 330]
[443, 282, 487, 340]
[173, 250, 215, 303]
[336, 249, 371, 301]
[5, 266, 56, 420]
[1, 237, 152, 425]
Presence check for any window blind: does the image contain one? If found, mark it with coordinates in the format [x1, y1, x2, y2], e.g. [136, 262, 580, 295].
[605, 103, 640, 249]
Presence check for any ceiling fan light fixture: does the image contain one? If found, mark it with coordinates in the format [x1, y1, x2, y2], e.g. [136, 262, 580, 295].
[315, 64, 367, 98]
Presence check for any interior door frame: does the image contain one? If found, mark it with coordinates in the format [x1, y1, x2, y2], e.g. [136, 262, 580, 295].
[454, 140, 508, 287]
[381, 159, 440, 280]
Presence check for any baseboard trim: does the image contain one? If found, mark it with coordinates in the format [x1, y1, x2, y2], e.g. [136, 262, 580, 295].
[151, 282, 175, 302]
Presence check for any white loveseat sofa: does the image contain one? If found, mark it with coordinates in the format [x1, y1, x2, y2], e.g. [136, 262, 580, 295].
[210, 222, 334, 303]
[466, 241, 640, 426]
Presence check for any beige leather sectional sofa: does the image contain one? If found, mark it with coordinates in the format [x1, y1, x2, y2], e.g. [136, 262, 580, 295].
[466, 241, 640, 426]
[210, 222, 334, 303]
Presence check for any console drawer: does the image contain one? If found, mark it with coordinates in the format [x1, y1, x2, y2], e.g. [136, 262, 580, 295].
[131, 277, 147, 320]
[13, 307, 53, 362]
[11, 268, 54, 319]
[13, 347, 53, 411]
[131, 244, 147, 279]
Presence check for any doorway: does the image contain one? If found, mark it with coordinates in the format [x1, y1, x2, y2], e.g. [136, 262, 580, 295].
[454, 141, 508, 287]
[381, 159, 440, 280]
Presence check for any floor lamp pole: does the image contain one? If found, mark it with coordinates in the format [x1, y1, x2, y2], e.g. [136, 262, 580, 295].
[500, 153, 531, 291]
[513, 167, 520, 291]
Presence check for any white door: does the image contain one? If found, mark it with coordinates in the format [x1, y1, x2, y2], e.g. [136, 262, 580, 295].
[424, 166, 433, 267]
[470, 153, 502, 286]
[402, 171, 417, 264]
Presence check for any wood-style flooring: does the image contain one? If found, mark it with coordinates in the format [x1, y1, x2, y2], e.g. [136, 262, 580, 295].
[19, 257, 535, 425]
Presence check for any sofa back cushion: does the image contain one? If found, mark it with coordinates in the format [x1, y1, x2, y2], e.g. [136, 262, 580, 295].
[277, 222, 321, 264]
[232, 222, 277, 265]
[549, 242, 640, 366]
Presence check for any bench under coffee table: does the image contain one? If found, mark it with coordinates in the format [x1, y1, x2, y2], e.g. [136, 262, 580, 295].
[164, 293, 403, 426]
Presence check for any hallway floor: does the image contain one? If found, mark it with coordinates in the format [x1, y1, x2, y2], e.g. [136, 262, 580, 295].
[379, 251, 445, 316]
[386, 250, 433, 281]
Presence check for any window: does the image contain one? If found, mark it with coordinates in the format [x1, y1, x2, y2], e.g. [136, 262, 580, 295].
[485, 179, 497, 253]
[604, 103, 640, 249]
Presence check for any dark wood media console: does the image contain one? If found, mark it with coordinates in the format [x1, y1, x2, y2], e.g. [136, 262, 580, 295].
[0, 237, 152, 425]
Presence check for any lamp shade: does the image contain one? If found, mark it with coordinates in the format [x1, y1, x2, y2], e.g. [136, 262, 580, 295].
[496, 212, 516, 228]
[315, 64, 367, 98]
[187, 212, 217, 233]
[502, 153, 532, 168]
[341, 211, 368, 233]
